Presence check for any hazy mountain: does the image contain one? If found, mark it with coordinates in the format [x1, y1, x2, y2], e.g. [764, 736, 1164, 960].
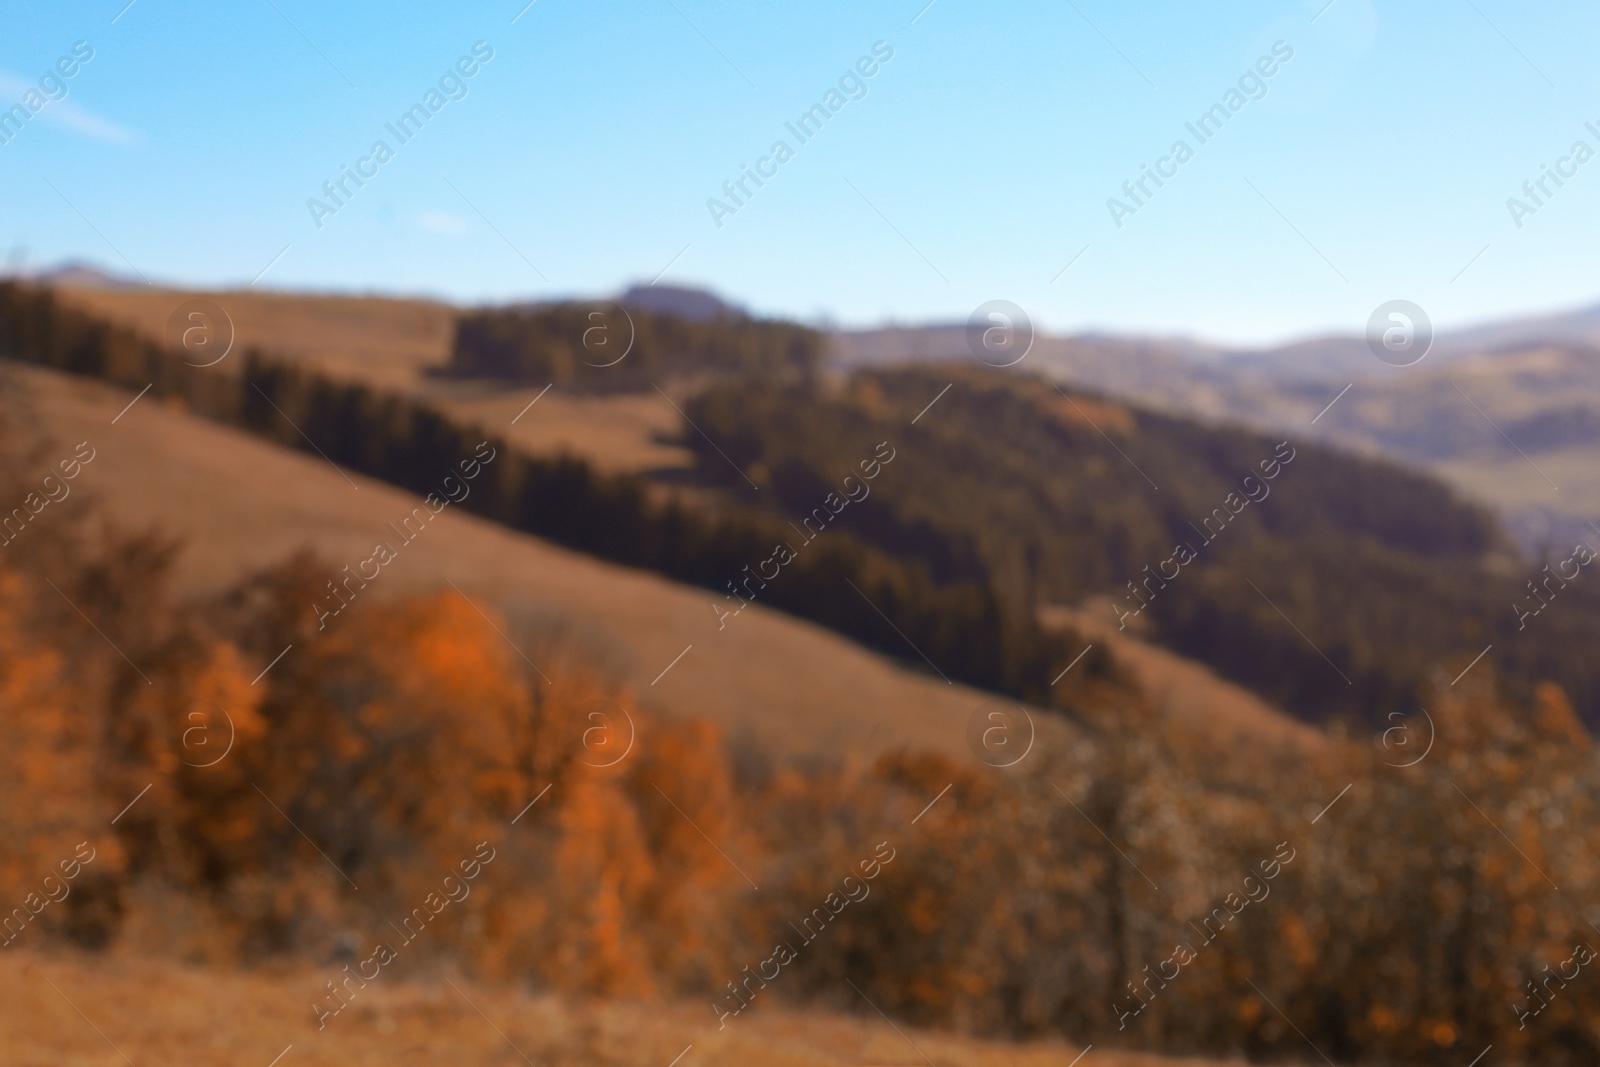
[618, 282, 738, 321]
[41, 262, 1600, 552]
[834, 294, 1600, 389]
[832, 297, 1600, 554]
[26, 259, 147, 289]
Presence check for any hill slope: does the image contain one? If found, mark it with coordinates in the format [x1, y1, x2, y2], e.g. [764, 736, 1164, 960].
[4, 357, 1315, 771]
[681, 367, 1600, 727]
[4, 362, 978, 765]
[20, 278, 1562, 729]
[0, 948, 1256, 1067]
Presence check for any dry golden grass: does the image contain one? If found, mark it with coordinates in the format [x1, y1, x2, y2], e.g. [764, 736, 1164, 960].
[0, 947, 1263, 1067]
[9, 290, 1316, 1067]
[6, 354, 1317, 771]
[64, 281, 1600, 529]
[418, 377, 692, 474]
[1044, 603, 1324, 762]
[25, 281, 1321, 771]
[54, 284, 692, 474]
[7, 361, 987, 767]
[58, 284, 454, 387]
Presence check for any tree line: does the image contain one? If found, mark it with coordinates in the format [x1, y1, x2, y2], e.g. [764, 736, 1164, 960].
[1, 438, 1596, 1064]
[683, 368, 1600, 728]
[443, 300, 824, 391]
[11, 282, 1598, 730]
[0, 282, 1082, 701]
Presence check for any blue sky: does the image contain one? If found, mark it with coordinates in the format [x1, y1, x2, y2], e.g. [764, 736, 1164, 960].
[2, 0, 1598, 344]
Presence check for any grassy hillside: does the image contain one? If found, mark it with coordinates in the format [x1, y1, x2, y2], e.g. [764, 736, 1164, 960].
[58, 281, 1600, 561]
[6, 348, 1320, 774]
[833, 320, 1600, 560]
[54, 283, 689, 475]
[3, 433, 1595, 1063]
[9, 303, 1600, 1065]
[2, 361, 987, 767]
[54, 282, 455, 386]
[0, 282, 1093, 702]
[1, 948, 1222, 1067]
[1308, 344, 1600, 549]
[681, 367, 1600, 727]
[28, 281, 1600, 730]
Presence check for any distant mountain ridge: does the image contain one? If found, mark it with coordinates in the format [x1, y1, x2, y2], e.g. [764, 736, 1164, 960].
[35, 256, 1600, 373]
[34, 261, 1600, 551]
[830, 298, 1600, 555]
[832, 297, 1600, 386]
[26, 260, 148, 289]
[617, 283, 739, 321]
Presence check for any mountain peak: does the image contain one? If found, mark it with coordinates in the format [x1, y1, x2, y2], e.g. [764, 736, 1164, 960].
[618, 283, 738, 322]
[34, 260, 146, 289]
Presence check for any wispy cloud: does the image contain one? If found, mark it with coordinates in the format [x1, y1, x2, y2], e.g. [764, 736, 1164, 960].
[418, 210, 468, 236]
[0, 71, 137, 145]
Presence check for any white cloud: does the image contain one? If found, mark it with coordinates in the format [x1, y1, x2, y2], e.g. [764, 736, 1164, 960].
[0, 70, 137, 146]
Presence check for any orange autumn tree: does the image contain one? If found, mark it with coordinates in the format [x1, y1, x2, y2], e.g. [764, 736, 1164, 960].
[186, 558, 751, 990]
[0, 567, 119, 947]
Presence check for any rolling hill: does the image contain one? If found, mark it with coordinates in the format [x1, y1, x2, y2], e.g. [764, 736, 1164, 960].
[4, 360, 985, 767]
[20, 276, 1595, 730]
[832, 302, 1600, 555]
[8, 277, 1600, 1066]
[58, 274, 1600, 560]
[0, 946, 1259, 1067]
[3, 337, 1321, 774]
